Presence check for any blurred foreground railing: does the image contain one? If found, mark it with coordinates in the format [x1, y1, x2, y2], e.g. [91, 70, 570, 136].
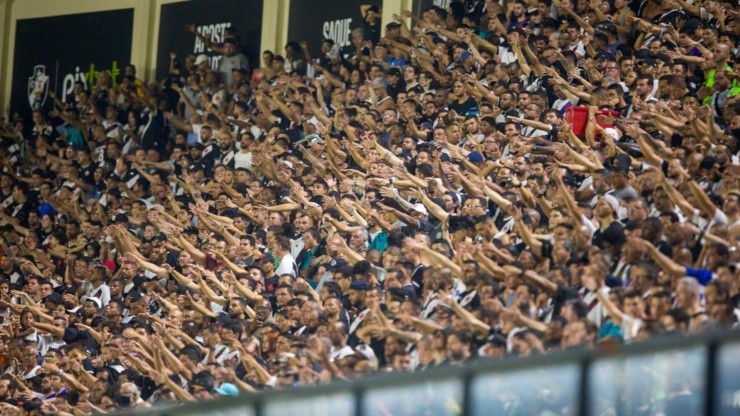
[119, 330, 740, 416]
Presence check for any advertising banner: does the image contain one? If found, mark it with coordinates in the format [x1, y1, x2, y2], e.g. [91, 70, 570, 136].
[156, 0, 263, 80]
[287, 0, 382, 53]
[10, 9, 134, 120]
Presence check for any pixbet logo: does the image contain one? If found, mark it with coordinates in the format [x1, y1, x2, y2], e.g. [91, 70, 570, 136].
[60, 61, 121, 103]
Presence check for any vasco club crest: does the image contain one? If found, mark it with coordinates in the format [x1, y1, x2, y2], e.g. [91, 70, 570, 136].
[28, 64, 49, 110]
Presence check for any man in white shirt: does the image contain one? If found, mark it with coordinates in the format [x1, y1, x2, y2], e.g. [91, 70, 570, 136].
[274, 236, 297, 278]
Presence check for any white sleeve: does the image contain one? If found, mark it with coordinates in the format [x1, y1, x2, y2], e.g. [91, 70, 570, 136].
[581, 215, 598, 236]
[712, 208, 728, 225]
[100, 286, 111, 307]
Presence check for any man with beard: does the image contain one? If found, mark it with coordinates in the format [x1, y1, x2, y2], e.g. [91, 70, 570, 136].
[296, 228, 323, 275]
[294, 299, 321, 336]
[17, 344, 42, 381]
[445, 329, 473, 365]
[328, 321, 354, 361]
[346, 280, 372, 347]
[289, 212, 313, 260]
[217, 38, 250, 87]
[0, 375, 18, 405]
[227, 297, 251, 322]
[121, 291, 149, 324]
[80, 265, 111, 308]
[591, 194, 624, 252]
[102, 300, 124, 328]
[118, 382, 151, 409]
[214, 131, 237, 169]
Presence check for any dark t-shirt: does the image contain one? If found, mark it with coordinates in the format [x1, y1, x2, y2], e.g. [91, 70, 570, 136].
[449, 96, 479, 116]
[141, 108, 166, 151]
[592, 221, 624, 249]
[76, 162, 96, 186]
[399, 219, 435, 238]
[553, 284, 579, 318]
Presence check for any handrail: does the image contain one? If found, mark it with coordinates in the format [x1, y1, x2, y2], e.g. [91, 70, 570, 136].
[116, 329, 740, 416]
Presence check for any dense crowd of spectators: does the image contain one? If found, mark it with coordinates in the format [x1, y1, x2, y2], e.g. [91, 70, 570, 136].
[0, 0, 738, 414]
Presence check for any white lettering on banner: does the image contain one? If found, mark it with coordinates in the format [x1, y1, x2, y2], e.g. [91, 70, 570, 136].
[193, 22, 232, 54]
[62, 67, 88, 103]
[322, 18, 352, 47]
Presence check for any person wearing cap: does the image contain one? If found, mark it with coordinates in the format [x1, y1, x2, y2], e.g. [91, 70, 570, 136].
[346, 279, 375, 347]
[375, 199, 434, 238]
[386, 67, 406, 99]
[479, 334, 508, 358]
[591, 193, 625, 250]
[193, 53, 210, 69]
[458, 50, 476, 74]
[82, 297, 102, 318]
[384, 21, 403, 43]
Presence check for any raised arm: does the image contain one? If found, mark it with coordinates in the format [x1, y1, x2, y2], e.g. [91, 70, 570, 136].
[438, 291, 490, 337]
[584, 276, 626, 324]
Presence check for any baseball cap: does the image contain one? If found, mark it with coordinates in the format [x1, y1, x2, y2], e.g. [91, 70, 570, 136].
[325, 258, 348, 271]
[349, 280, 372, 291]
[597, 22, 617, 35]
[103, 259, 116, 272]
[634, 49, 651, 60]
[411, 203, 428, 216]
[486, 333, 508, 348]
[195, 54, 209, 65]
[85, 297, 102, 309]
[214, 383, 239, 396]
[354, 343, 377, 361]
[467, 151, 485, 163]
[279, 160, 295, 170]
[44, 292, 64, 305]
[600, 194, 620, 214]
[595, 51, 613, 61]
[189, 163, 205, 172]
[303, 133, 322, 143]
[127, 291, 144, 303]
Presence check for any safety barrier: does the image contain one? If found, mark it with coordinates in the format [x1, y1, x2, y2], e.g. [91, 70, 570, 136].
[117, 329, 740, 416]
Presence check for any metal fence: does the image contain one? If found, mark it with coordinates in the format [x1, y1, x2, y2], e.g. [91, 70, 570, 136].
[122, 330, 740, 416]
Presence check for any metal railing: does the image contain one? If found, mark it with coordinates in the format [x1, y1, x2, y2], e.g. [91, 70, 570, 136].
[121, 329, 740, 416]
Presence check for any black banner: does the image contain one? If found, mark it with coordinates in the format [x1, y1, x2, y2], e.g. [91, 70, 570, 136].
[10, 9, 134, 121]
[287, 0, 382, 53]
[156, 0, 263, 80]
[412, 0, 454, 18]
